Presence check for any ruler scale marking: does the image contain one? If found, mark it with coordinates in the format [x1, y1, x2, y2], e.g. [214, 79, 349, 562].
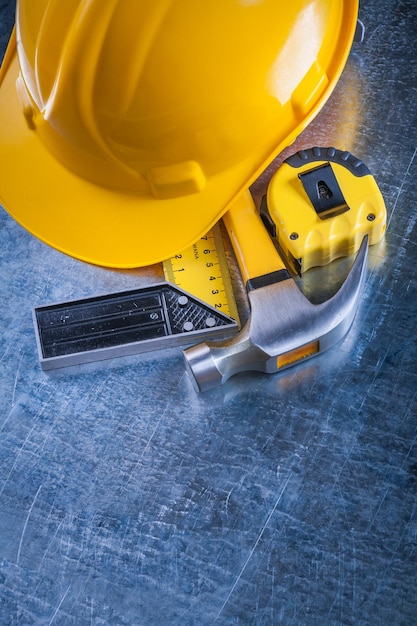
[163, 224, 239, 324]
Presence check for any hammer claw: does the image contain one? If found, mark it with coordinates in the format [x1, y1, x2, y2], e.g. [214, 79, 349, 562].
[183, 194, 368, 392]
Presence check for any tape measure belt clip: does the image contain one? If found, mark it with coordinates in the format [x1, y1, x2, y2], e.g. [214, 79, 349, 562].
[298, 162, 350, 219]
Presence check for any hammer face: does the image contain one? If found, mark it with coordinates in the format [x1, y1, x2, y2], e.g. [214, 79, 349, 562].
[183, 237, 368, 391]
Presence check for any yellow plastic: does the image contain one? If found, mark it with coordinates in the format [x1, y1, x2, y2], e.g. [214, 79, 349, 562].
[267, 156, 387, 272]
[163, 224, 240, 324]
[223, 191, 286, 284]
[277, 340, 319, 369]
[0, 0, 358, 268]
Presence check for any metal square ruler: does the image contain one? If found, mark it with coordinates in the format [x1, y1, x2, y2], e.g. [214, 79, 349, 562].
[33, 224, 239, 370]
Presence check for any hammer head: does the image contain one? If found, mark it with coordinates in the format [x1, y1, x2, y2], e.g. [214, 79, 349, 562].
[183, 236, 368, 392]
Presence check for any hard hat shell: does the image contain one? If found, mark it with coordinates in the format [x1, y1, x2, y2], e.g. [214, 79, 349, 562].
[0, 0, 358, 268]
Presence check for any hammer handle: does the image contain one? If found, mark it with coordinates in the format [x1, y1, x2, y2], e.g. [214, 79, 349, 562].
[223, 190, 287, 284]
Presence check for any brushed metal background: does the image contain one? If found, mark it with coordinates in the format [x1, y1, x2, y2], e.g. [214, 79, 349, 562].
[1, 2, 416, 624]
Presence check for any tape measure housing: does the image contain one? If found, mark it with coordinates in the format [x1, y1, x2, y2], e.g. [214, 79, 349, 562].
[261, 147, 387, 274]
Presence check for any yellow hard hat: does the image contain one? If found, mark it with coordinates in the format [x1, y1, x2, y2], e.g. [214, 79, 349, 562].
[0, 0, 358, 268]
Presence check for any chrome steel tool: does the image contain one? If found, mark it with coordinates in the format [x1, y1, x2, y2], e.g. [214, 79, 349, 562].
[183, 191, 368, 392]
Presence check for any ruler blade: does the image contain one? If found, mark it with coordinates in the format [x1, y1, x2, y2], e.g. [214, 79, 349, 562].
[163, 223, 240, 325]
[33, 282, 238, 370]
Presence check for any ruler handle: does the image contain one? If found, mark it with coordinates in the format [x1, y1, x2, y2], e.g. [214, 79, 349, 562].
[223, 190, 287, 284]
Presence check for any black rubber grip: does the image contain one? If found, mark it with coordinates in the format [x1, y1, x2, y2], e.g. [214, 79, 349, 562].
[285, 147, 371, 177]
[247, 269, 291, 292]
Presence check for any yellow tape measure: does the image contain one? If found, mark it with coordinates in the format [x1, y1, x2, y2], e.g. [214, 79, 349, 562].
[163, 223, 240, 325]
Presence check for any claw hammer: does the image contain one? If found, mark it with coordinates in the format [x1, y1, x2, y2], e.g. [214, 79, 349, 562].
[183, 190, 368, 391]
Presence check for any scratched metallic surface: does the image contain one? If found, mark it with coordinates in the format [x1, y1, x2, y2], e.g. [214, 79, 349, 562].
[1, 1, 417, 625]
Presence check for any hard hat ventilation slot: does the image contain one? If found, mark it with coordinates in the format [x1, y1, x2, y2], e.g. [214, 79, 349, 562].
[146, 161, 206, 199]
